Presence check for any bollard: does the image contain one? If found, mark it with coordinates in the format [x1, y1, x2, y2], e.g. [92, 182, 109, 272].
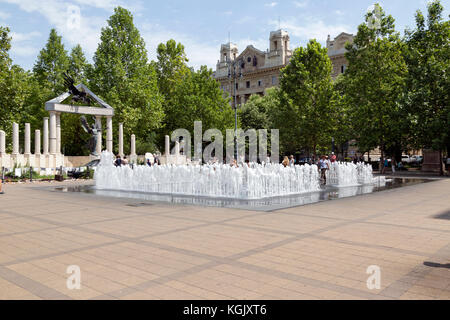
[30, 166, 33, 182]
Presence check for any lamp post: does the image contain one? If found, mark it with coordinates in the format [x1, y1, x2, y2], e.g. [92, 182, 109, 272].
[226, 57, 244, 162]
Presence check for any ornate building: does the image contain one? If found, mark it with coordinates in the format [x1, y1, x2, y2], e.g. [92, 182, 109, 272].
[214, 29, 292, 105]
[326, 32, 354, 79]
[214, 30, 354, 104]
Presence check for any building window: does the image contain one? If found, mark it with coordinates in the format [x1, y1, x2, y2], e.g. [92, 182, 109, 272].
[236, 83, 238, 90]
[258, 80, 262, 87]
[274, 41, 278, 50]
[272, 76, 277, 85]
[247, 56, 251, 63]
[341, 65, 346, 73]
[246, 81, 250, 88]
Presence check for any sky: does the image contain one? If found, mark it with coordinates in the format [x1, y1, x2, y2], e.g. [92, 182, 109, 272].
[0, 0, 449, 71]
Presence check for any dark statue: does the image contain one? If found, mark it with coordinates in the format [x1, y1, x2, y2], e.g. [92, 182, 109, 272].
[80, 116, 101, 156]
[63, 73, 92, 105]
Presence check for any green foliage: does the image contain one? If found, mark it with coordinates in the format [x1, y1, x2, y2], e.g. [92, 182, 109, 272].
[239, 88, 278, 130]
[403, 0, 450, 152]
[33, 29, 69, 94]
[341, 4, 408, 159]
[89, 7, 164, 153]
[277, 39, 337, 155]
[155, 39, 234, 151]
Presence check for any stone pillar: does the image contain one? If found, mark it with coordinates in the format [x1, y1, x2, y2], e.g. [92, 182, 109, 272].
[95, 116, 102, 155]
[0, 130, 5, 155]
[106, 116, 113, 153]
[165, 135, 170, 156]
[12, 122, 19, 155]
[175, 141, 180, 156]
[118, 123, 124, 157]
[24, 123, 31, 155]
[130, 134, 136, 156]
[56, 113, 61, 154]
[43, 117, 49, 155]
[49, 112, 57, 154]
[35, 130, 41, 155]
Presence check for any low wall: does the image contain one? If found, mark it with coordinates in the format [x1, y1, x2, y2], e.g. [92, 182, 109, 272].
[64, 156, 92, 168]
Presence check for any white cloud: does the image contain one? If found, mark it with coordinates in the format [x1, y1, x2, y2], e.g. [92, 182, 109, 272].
[293, 1, 308, 8]
[265, 2, 278, 7]
[0, 0, 142, 59]
[0, 10, 11, 19]
[335, 10, 344, 16]
[10, 31, 41, 57]
[223, 10, 232, 15]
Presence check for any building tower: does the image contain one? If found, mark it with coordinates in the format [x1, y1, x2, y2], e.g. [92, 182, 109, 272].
[267, 29, 291, 66]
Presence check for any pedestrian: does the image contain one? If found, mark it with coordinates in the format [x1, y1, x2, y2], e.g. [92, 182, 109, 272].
[282, 156, 289, 168]
[122, 156, 129, 166]
[289, 155, 295, 167]
[330, 152, 337, 163]
[319, 155, 330, 185]
[147, 158, 152, 167]
[114, 155, 122, 167]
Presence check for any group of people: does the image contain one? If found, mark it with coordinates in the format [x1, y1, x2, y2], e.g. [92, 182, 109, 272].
[114, 155, 129, 167]
[282, 153, 340, 185]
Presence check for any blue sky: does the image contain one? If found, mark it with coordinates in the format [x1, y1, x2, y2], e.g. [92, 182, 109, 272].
[0, 0, 448, 71]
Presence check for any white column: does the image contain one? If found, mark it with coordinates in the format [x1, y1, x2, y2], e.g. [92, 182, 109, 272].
[175, 141, 180, 156]
[12, 122, 19, 155]
[24, 123, 31, 155]
[35, 130, 41, 155]
[43, 117, 49, 155]
[106, 116, 113, 153]
[165, 135, 170, 156]
[0, 130, 5, 155]
[130, 134, 136, 156]
[96, 116, 102, 155]
[49, 112, 57, 154]
[56, 113, 61, 154]
[118, 123, 124, 157]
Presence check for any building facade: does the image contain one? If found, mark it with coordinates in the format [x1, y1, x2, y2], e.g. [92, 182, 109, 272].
[326, 32, 354, 79]
[214, 29, 292, 105]
[214, 30, 354, 104]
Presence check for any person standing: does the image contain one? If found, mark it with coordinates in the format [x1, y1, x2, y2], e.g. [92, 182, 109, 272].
[289, 155, 295, 167]
[319, 155, 330, 185]
[330, 152, 337, 163]
[114, 155, 122, 167]
[282, 156, 289, 168]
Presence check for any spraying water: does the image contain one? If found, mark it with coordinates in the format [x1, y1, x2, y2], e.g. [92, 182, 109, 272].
[95, 152, 381, 200]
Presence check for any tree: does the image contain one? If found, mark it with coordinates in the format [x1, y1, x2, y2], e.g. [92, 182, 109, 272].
[277, 39, 337, 156]
[0, 27, 37, 151]
[155, 40, 234, 153]
[33, 28, 69, 94]
[239, 89, 278, 131]
[89, 7, 164, 154]
[342, 4, 408, 169]
[68, 44, 90, 83]
[404, 0, 450, 173]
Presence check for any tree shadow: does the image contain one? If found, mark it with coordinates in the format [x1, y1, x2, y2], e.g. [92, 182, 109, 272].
[424, 261, 450, 269]
[433, 210, 450, 220]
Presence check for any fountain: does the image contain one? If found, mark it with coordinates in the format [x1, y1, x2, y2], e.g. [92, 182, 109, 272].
[95, 152, 383, 200]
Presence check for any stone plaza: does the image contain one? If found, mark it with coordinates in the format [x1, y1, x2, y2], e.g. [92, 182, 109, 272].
[0, 177, 449, 300]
